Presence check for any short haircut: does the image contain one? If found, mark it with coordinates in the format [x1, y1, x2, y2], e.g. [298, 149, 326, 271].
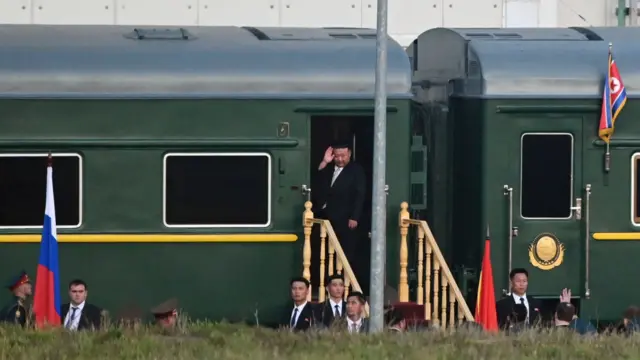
[347, 291, 366, 305]
[290, 277, 310, 288]
[69, 279, 87, 290]
[326, 274, 344, 285]
[555, 302, 576, 322]
[331, 141, 351, 150]
[509, 268, 528, 280]
[384, 307, 403, 326]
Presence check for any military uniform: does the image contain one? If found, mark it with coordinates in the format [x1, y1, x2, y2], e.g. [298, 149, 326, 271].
[151, 298, 178, 329]
[0, 271, 31, 327]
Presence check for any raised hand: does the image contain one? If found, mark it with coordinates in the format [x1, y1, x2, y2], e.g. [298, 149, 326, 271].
[559, 288, 571, 303]
[323, 147, 334, 164]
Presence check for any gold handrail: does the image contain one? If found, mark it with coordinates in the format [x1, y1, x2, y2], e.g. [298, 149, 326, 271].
[399, 202, 474, 328]
[302, 201, 370, 317]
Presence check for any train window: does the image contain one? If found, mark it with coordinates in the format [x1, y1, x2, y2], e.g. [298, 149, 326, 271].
[0, 154, 82, 228]
[163, 153, 271, 227]
[632, 153, 640, 224]
[520, 134, 573, 219]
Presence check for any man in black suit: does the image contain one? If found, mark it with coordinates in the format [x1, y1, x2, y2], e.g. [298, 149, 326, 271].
[61, 279, 103, 331]
[315, 274, 347, 328]
[496, 268, 542, 329]
[314, 143, 366, 271]
[345, 291, 369, 333]
[282, 277, 316, 332]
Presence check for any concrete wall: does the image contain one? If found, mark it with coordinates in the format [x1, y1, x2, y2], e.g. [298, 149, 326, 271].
[0, 0, 635, 47]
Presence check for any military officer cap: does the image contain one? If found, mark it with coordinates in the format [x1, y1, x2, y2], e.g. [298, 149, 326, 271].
[150, 298, 178, 319]
[6, 270, 30, 291]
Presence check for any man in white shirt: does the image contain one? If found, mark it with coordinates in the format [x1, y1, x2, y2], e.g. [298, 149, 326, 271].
[61, 279, 103, 331]
[345, 291, 368, 334]
[283, 277, 315, 332]
[314, 143, 366, 275]
[315, 274, 346, 328]
[496, 268, 542, 329]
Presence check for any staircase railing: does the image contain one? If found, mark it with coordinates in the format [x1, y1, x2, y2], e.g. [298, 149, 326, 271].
[398, 202, 474, 328]
[302, 201, 369, 316]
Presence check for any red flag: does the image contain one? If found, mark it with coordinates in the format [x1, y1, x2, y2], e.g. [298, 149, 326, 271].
[474, 229, 498, 332]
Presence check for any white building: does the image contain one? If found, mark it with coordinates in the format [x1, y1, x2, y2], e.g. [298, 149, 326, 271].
[0, 0, 635, 47]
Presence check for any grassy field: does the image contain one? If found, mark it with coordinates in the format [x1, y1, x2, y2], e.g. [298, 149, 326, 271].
[1, 322, 640, 360]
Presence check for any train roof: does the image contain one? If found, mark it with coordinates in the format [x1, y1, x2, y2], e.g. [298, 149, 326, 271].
[408, 27, 640, 100]
[0, 25, 412, 100]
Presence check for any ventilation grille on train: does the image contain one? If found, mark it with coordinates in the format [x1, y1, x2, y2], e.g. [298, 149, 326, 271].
[242, 26, 377, 41]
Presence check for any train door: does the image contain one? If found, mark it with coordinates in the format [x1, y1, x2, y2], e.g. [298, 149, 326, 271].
[309, 115, 374, 293]
[502, 117, 584, 297]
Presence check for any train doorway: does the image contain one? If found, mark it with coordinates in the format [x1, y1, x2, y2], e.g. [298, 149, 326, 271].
[309, 115, 374, 295]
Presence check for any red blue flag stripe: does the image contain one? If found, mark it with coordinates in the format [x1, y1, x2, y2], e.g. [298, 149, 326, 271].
[33, 162, 62, 327]
[599, 48, 627, 143]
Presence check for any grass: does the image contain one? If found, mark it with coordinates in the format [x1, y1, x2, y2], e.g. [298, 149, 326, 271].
[2, 321, 640, 360]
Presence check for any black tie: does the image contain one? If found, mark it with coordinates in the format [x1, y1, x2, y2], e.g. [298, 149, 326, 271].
[520, 298, 529, 323]
[290, 308, 298, 327]
[334, 304, 340, 317]
[66, 307, 78, 329]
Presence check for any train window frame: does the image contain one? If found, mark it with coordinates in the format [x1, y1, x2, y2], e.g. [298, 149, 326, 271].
[162, 152, 272, 228]
[631, 153, 640, 226]
[0, 153, 83, 229]
[519, 132, 574, 220]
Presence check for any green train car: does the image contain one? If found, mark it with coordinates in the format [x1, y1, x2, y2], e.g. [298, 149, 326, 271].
[3, 23, 639, 326]
[0, 25, 419, 325]
[409, 26, 640, 323]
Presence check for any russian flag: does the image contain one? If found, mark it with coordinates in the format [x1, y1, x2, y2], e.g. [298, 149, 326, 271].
[33, 155, 62, 328]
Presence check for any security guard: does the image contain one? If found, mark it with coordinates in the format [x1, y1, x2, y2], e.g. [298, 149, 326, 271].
[0, 270, 33, 327]
[150, 298, 178, 329]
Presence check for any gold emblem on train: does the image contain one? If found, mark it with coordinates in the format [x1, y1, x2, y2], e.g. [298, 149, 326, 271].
[528, 233, 565, 271]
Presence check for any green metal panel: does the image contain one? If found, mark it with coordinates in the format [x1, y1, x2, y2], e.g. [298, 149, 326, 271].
[579, 100, 640, 322]
[501, 116, 584, 296]
[481, 102, 589, 296]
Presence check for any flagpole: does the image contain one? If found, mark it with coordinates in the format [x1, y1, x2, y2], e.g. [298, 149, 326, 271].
[604, 43, 612, 173]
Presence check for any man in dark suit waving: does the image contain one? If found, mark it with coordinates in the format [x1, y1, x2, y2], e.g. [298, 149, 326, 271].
[61, 279, 103, 331]
[496, 268, 542, 329]
[315, 143, 366, 269]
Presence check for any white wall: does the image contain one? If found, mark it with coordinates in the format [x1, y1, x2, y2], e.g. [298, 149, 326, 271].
[0, 0, 633, 47]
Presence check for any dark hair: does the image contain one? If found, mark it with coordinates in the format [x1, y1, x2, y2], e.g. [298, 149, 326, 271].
[555, 302, 575, 322]
[384, 307, 403, 326]
[326, 274, 344, 285]
[347, 291, 366, 305]
[509, 268, 528, 280]
[290, 277, 310, 288]
[69, 279, 87, 290]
